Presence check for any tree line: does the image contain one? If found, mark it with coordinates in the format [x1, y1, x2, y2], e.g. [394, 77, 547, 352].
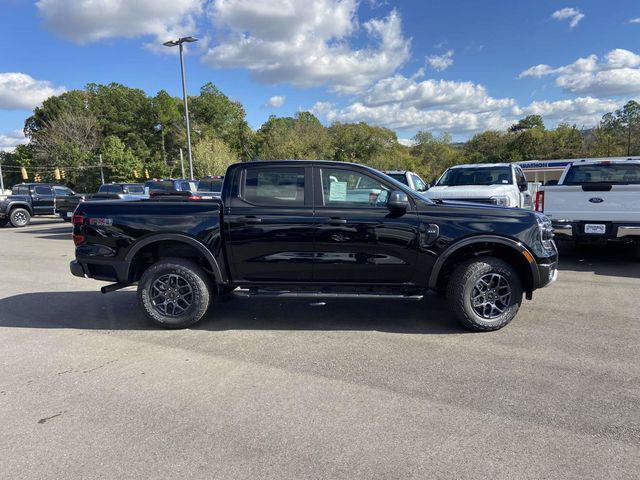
[1, 81, 639, 191]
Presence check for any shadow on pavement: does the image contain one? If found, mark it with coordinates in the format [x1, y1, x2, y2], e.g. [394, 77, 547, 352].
[16, 226, 72, 240]
[0, 290, 465, 335]
[558, 243, 640, 279]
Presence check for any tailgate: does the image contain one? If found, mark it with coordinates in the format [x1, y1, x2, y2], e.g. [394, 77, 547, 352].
[544, 185, 640, 221]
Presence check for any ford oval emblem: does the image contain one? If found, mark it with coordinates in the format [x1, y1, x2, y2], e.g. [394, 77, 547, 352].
[589, 197, 604, 203]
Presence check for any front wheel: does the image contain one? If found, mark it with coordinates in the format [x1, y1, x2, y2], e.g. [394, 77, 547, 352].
[9, 208, 31, 227]
[138, 258, 212, 329]
[446, 257, 523, 332]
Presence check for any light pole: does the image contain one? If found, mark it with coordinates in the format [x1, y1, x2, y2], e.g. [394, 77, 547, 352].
[163, 36, 198, 179]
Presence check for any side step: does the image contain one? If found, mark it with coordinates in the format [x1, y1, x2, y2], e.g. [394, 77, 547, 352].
[237, 287, 424, 300]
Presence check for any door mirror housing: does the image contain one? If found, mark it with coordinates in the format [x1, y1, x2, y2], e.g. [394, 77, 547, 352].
[387, 190, 410, 213]
[518, 182, 528, 192]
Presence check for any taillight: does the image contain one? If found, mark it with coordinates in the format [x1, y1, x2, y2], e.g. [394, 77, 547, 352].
[535, 190, 545, 212]
[72, 214, 85, 245]
[188, 195, 202, 200]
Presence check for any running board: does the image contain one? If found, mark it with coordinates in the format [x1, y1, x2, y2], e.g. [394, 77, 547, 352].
[237, 288, 424, 300]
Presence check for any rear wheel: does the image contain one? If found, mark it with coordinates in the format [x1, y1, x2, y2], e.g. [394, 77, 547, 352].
[138, 258, 212, 329]
[446, 256, 523, 332]
[9, 208, 31, 227]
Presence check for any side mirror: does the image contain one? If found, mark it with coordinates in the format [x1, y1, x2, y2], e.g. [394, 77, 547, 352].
[518, 182, 528, 192]
[387, 190, 410, 213]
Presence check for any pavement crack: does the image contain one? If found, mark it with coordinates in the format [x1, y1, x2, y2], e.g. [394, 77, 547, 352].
[37, 412, 64, 424]
[82, 359, 116, 374]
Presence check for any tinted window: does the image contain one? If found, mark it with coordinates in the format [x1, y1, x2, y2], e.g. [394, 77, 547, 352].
[386, 173, 408, 185]
[321, 168, 390, 207]
[178, 181, 197, 192]
[35, 186, 53, 195]
[436, 167, 513, 186]
[515, 167, 527, 185]
[564, 164, 640, 185]
[109, 185, 122, 194]
[53, 186, 73, 196]
[198, 179, 224, 192]
[12, 185, 27, 195]
[244, 168, 305, 205]
[145, 181, 174, 193]
[98, 185, 109, 193]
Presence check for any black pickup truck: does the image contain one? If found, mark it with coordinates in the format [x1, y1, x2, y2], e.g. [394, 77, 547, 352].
[70, 160, 558, 331]
[0, 183, 84, 227]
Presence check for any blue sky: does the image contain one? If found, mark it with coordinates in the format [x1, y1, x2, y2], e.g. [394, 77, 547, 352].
[1, 0, 640, 150]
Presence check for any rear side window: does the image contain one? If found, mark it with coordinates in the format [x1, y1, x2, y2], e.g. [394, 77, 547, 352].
[98, 185, 109, 193]
[243, 168, 305, 205]
[410, 174, 427, 191]
[35, 186, 53, 195]
[146, 181, 174, 193]
[125, 185, 144, 194]
[53, 187, 73, 196]
[13, 185, 28, 195]
[564, 164, 640, 185]
[387, 173, 409, 185]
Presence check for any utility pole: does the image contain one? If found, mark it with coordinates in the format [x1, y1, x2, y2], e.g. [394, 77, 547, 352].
[0, 159, 5, 193]
[99, 154, 105, 184]
[179, 148, 186, 178]
[163, 36, 198, 180]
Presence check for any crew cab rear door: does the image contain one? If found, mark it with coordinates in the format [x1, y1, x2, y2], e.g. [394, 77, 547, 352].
[32, 185, 55, 214]
[223, 164, 315, 282]
[312, 165, 419, 284]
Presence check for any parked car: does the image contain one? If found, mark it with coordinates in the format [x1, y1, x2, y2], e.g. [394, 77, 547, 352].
[425, 163, 532, 208]
[143, 179, 198, 196]
[535, 158, 640, 246]
[70, 160, 558, 332]
[93, 183, 146, 200]
[0, 183, 84, 227]
[383, 170, 429, 192]
[197, 176, 224, 197]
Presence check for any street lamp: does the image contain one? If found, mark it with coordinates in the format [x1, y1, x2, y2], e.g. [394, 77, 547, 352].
[163, 36, 198, 180]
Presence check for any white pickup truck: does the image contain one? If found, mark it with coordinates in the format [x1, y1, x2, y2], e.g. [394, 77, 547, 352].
[425, 163, 532, 208]
[536, 158, 640, 245]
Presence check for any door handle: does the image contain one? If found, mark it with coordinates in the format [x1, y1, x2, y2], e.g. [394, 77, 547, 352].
[326, 217, 347, 225]
[239, 216, 262, 224]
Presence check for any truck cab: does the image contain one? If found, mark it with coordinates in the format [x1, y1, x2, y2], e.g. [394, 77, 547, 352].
[0, 183, 82, 227]
[425, 163, 532, 209]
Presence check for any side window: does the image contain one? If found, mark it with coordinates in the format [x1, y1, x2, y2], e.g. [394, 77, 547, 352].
[411, 174, 427, 192]
[35, 186, 53, 195]
[98, 185, 108, 193]
[320, 168, 390, 208]
[243, 167, 305, 206]
[515, 167, 527, 186]
[53, 187, 73, 196]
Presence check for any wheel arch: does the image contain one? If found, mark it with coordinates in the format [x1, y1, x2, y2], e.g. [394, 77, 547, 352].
[124, 234, 224, 285]
[429, 235, 539, 293]
[8, 201, 33, 215]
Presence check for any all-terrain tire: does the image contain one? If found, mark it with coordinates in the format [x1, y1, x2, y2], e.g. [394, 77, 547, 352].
[9, 208, 31, 227]
[138, 258, 212, 329]
[446, 256, 523, 332]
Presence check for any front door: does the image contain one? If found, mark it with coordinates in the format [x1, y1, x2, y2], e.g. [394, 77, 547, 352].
[224, 165, 315, 283]
[32, 185, 55, 214]
[312, 166, 420, 284]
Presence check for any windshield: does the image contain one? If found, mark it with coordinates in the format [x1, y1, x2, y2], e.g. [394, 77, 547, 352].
[386, 173, 408, 185]
[436, 166, 512, 186]
[124, 184, 144, 194]
[563, 163, 640, 185]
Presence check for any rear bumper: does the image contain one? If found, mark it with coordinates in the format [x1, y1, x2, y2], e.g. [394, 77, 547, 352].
[552, 221, 640, 241]
[70, 258, 129, 282]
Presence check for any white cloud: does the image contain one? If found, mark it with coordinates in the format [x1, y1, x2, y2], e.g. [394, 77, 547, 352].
[0, 130, 28, 153]
[397, 138, 415, 147]
[519, 49, 640, 97]
[266, 95, 286, 108]
[551, 7, 584, 29]
[311, 71, 621, 136]
[0, 73, 66, 110]
[427, 50, 454, 72]
[629, 17, 640, 24]
[203, 0, 410, 93]
[36, 0, 203, 49]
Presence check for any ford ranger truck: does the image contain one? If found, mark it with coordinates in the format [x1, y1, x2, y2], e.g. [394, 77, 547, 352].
[426, 163, 532, 209]
[536, 158, 640, 247]
[70, 160, 558, 332]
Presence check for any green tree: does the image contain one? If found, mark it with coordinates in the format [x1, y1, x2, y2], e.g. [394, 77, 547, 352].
[255, 112, 332, 160]
[192, 138, 238, 177]
[464, 131, 510, 163]
[411, 131, 466, 180]
[101, 135, 142, 182]
[328, 122, 396, 164]
[509, 115, 545, 132]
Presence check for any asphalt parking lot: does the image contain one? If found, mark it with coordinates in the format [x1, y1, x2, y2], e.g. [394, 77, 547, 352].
[1, 217, 639, 479]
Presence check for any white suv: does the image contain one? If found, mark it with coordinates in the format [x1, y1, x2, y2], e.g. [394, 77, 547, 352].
[425, 163, 532, 208]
